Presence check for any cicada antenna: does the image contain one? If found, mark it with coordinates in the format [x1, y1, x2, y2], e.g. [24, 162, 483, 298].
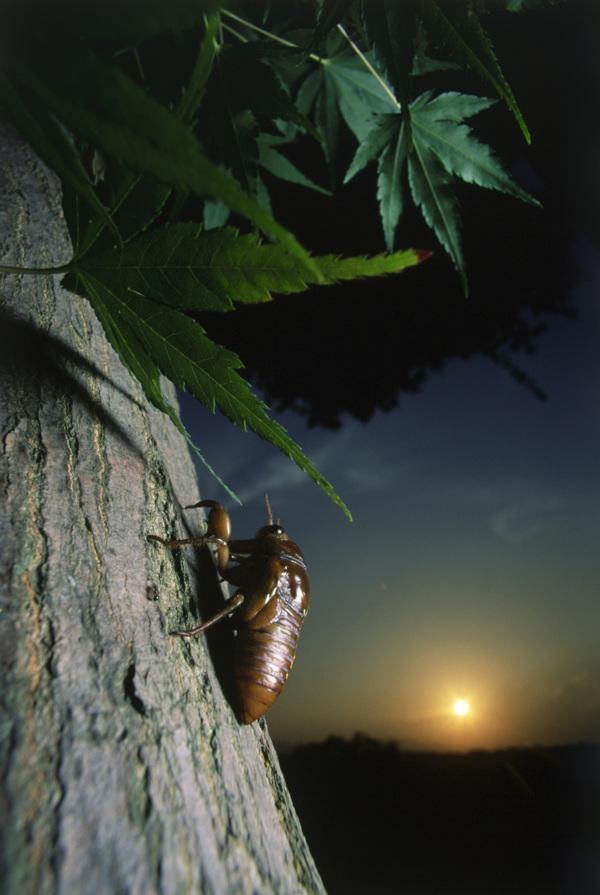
[265, 493, 273, 525]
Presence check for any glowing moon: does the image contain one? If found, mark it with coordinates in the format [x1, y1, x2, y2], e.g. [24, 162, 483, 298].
[453, 700, 469, 715]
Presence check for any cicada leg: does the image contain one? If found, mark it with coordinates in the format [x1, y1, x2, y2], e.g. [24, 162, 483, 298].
[170, 592, 244, 637]
[147, 534, 220, 549]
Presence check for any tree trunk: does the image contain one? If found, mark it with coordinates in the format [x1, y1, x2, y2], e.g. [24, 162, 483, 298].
[0, 120, 325, 895]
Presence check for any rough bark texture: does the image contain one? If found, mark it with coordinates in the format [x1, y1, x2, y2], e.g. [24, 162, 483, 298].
[0, 120, 326, 895]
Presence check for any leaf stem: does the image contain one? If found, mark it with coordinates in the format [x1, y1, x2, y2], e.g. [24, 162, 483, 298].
[220, 8, 322, 62]
[0, 263, 72, 275]
[220, 21, 248, 44]
[336, 23, 401, 110]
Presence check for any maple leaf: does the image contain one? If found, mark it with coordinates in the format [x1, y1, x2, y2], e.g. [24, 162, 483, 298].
[346, 90, 539, 292]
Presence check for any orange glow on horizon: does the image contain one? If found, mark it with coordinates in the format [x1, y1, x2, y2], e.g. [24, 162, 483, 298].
[377, 680, 516, 752]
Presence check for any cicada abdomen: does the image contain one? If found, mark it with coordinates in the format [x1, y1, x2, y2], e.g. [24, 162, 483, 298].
[230, 541, 309, 723]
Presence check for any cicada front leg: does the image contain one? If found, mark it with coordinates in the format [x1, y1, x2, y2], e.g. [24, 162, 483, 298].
[184, 499, 231, 572]
[149, 499, 240, 636]
[148, 499, 231, 571]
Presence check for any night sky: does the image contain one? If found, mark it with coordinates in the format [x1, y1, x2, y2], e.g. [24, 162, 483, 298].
[174, 3, 599, 754]
[177, 238, 599, 752]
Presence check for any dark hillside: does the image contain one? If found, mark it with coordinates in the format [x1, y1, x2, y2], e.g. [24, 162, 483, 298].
[278, 735, 600, 895]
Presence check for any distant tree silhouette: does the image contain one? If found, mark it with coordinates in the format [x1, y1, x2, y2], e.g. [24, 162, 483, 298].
[203, 183, 575, 427]
[279, 735, 598, 894]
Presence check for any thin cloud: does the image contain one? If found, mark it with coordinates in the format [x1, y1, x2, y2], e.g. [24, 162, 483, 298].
[504, 667, 600, 745]
[236, 456, 308, 505]
[488, 493, 565, 544]
[439, 478, 579, 544]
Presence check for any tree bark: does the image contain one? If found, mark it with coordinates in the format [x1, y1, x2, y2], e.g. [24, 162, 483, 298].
[0, 120, 325, 895]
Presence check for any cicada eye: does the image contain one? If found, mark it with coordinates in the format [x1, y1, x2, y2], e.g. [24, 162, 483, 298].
[258, 524, 285, 537]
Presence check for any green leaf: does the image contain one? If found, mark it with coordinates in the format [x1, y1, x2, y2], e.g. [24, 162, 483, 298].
[316, 245, 430, 277]
[377, 123, 408, 251]
[0, 71, 121, 250]
[344, 90, 539, 289]
[75, 223, 428, 315]
[66, 226, 429, 516]
[301, 43, 397, 150]
[9, 42, 322, 279]
[210, 75, 261, 199]
[412, 20, 462, 76]
[258, 139, 332, 195]
[205, 41, 325, 199]
[360, 0, 417, 146]
[69, 16, 219, 257]
[219, 43, 324, 144]
[421, 0, 531, 142]
[315, 68, 343, 164]
[324, 48, 398, 140]
[203, 198, 232, 231]
[3, 0, 222, 48]
[77, 271, 239, 501]
[487, 0, 558, 9]
[411, 92, 537, 203]
[76, 270, 353, 519]
[67, 164, 172, 260]
[344, 113, 401, 182]
[409, 91, 539, 285]
[408, 139, 465, 291]
[303, 0, 356, 58]
[177, 14, 218, 127]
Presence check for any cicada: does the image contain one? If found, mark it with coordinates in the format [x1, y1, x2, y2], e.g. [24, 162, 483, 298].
[149, 498, 310, 724]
